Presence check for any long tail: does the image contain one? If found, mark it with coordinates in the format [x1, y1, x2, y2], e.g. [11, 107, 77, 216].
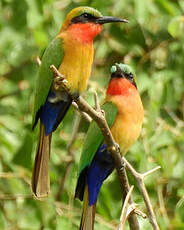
[32, 123, 52, 198]
[80, 185, 96, 230]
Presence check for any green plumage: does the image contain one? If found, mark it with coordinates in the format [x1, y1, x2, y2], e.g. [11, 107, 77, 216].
[73, 6, 102, 18]
[32, 37, 64, 127]
[78, 102, 117, 173]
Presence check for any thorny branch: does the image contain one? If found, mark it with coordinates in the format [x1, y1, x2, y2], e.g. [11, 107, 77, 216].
[118, 186, 135, 230]
[123, 158, 161, 230]
[50, 64, 161, 230]
[36, 61, 161, 230]
[50, 64, 141, 229]
[72, 101, 92, 123]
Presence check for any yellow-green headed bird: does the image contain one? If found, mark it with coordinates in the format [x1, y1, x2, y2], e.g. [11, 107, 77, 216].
[75, 63, 144, 230]
[32, 6, 128, 198]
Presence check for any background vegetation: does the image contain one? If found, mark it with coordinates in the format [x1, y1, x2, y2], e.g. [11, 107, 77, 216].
[0, 0, 184, 229]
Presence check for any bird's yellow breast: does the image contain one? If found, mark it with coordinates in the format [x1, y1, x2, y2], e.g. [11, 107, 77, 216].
[58, 34, 94, 93]
[106, 91, 144, 155]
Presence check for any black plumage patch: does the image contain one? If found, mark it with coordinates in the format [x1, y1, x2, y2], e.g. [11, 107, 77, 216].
[71, 13, 98, 24]
[111, 72, 137, 88]
[75, 167, 88, 201]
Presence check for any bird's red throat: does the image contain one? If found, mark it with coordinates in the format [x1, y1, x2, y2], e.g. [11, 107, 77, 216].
[107, 78, 137, 96]
[68, 23, 102, 43]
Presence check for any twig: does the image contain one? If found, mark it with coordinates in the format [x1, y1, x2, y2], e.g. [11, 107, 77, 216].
[36, 56, 41, 66]
[117, 165, 140, 230]
[120, 196, 147, 228]
[157, 184, 170, 227]
[50, 64, 140, 230]
[72, 102, 92, 123]
[134, 209, 147, 219]
[123, 157, 161, 230]
[94, 91, 101, 112]
[118, 186, 134, 230]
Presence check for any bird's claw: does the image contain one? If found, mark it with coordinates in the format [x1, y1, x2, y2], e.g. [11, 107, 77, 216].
[114, 142, 120, 152]
[107, 143, 120, 154]
[53, 75, 68, 91]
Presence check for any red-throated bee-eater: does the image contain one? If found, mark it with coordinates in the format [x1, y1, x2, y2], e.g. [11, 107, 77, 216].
[75, 63, 144, 230]
[32, 6, 128, 198]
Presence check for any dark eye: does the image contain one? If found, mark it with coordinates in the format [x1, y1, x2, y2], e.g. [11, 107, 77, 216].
[129, 73, 133, 79]
[124, 73, 134, 82]
[81, 13, 96, 20]
[71, 13, 96, 24]
[83, 13, 89, 18]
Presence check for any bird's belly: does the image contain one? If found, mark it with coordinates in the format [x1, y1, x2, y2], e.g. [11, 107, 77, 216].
[58, 42, 94, 93]
[111, 115, 143, 155]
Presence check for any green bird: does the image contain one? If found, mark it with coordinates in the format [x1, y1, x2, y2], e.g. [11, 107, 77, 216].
[32, 6, 128, 198]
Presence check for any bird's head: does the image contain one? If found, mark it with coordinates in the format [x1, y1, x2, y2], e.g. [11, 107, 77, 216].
[107, 63, 137, 96]
[60, 7, 128, 43]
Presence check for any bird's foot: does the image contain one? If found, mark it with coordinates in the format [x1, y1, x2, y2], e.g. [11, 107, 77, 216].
[50, 64, 68, 91]
[53, 75, 68, 91]
[114, 142, 120, 152]
[107, 143, 120, 154]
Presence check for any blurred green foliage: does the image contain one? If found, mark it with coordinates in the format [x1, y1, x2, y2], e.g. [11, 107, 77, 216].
[0, 0, 184, 229]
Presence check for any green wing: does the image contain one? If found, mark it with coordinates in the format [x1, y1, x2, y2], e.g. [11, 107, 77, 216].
[32, 37, 64, 128]
[79, 101, 118, 173]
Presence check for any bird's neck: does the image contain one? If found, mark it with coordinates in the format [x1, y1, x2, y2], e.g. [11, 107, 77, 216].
[61, 23, 102, 44]
[106, 78, 137, 96]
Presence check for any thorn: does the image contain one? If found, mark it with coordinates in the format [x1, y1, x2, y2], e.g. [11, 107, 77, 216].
[36, 56, 41, 66]
[94, 91, 101, 112]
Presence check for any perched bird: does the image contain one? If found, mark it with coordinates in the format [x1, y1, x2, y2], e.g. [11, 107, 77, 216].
[32, 6, 128, 198]
[75, 63, 144, 230]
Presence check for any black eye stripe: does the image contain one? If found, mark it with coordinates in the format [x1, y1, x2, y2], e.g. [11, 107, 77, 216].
[125, 73, 133, 79]
[71, 13, 97, 24]
[111, 72, 137, 87]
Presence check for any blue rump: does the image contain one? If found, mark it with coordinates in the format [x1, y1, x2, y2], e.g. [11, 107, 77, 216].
[87, 144, 114, 206]
[40, 91, 71, 136]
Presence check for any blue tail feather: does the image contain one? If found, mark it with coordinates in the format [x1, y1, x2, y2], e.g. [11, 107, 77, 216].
[87, 144, 114, 205]
[75, 144, 115, 206]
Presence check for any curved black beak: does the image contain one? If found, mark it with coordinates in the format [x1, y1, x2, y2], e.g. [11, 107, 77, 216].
[96, 16, 128, 24]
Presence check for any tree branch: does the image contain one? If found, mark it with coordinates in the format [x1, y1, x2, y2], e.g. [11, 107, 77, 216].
[118, 185, 134, 230]
[123, 157, 161, 230]
[72, 101, 92, 123]
[50, 65, 140, 229]
[37, 62, 161, 230]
